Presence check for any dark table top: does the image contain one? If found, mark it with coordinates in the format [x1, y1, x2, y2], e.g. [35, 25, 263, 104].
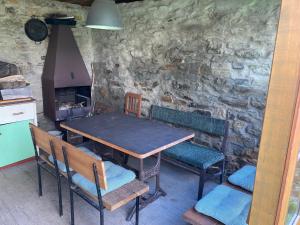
[61, 113, 194, 159]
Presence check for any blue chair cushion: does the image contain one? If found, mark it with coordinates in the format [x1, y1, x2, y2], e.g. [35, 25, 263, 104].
[228, 165, 256, 192]
[164, 142, 225, 169]
[48, 146, 101, 173]
[72, 161, 136, 196]
[195, 185, 252, 225]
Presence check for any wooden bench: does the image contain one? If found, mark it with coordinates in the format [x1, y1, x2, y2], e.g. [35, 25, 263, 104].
[183, 208, 222, 225]
[150, 105, 229, 199]
[183, 182, 252, 225]
[50, 134, 149, 225]
[183, 166, 256, 225]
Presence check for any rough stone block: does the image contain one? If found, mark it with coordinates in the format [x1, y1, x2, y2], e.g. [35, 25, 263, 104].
[249, 64, 271, 76]
[250, 96, 265, 110]
[246, 124, 261, 137]
[242, 136, 257, 148]
[205, 38, 222, 54]
[199, 64, 212, 75]
[235, 48, 261, 59]
[188, 102, 209, 109]
[161, 95, 173, 103]
[152, 81, 159, 88]
[237, 112, 255, 123]
[219, 95, 249, 108]
[172, 81, 190, 90]
[192, 109, 212, 117]
[231, 62, 244, 70]
[232, 120, 247, 134]
[233, 84, 252, 93]
[174, 99, 187, 106]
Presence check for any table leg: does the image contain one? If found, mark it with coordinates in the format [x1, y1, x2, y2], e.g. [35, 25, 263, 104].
[126, 152, 166, 221]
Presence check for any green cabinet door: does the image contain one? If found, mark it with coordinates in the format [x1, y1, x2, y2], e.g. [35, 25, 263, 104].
[0, 120, 35, 168]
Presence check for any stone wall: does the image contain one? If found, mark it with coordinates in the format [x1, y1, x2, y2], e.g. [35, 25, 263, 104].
[92, 0, 281, 170]
[0, 0, 92, 128]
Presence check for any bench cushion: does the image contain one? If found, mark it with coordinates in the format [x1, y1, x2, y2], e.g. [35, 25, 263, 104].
[164, 142, 224, 170]
[195, 185, 252, 225]
[151, 105, 227, 136]
[72, 161, 136, 196]
[228, 165, 256, 192]
[49, 146, 101, 173]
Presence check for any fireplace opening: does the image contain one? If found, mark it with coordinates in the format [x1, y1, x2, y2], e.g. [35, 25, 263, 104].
[55, 86, 91, 121]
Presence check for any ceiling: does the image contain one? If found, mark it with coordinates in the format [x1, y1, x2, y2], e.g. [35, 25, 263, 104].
[56, 0, 143, 6]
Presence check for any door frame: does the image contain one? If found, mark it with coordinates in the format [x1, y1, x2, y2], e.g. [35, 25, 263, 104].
[249, 0, 300, 224]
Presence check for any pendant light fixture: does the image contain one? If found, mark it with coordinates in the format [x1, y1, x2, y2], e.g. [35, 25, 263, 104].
[86, 0, 123, 30]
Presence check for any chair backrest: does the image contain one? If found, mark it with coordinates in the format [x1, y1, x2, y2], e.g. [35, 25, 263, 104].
[124, 92, 142, 118]
[150, 105, 228, 137]
[51, 137, 108, 190]
[30, 124, 107, 190]
[30, 124, 53, 156]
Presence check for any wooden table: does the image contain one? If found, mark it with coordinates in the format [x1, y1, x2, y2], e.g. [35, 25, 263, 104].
[61, 112, 194, 219]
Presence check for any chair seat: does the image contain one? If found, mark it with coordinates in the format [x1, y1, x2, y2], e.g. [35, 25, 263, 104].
[72, 161, 136, 196]
[49, 146, 101, 173]
[195, 185, 252, 225]
[228, 165, 256, 192]
[164, 142, 224, 169]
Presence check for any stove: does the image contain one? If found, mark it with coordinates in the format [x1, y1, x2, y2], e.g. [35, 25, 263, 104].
[42, 25, 92, 121]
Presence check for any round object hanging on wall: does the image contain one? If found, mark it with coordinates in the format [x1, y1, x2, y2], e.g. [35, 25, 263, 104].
[25, 17, 48, 43]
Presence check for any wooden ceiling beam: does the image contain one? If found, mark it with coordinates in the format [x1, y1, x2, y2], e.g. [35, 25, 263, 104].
[56, 0, 92, 6]
[55, 0, 143, 6]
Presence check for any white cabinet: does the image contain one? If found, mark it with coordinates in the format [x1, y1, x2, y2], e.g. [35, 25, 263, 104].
[0, 99, 37, 168]
[0, 100, 37, 125]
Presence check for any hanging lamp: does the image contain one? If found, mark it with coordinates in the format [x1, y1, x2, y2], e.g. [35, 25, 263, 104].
[86, 0, 123, 30]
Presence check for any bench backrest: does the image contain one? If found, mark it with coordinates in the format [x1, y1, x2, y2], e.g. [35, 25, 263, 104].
[30, 124, 107, 190]
[150, 105, 228, 137]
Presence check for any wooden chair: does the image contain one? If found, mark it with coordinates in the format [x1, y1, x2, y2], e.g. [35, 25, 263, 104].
[120, 92, 142, 164]
[50, 137, 149, 225]
[124, 92, 142, 118]
[29, 124, 65, 217]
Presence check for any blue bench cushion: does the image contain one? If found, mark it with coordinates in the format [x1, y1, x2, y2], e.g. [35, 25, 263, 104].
[164, 142, 224, 170]
[195, 185, 252, 225]
[228, 165, 256, 192]
[72, 161, 136, 196]
[151, 105, 227, 136]
[48, 146, 101, 173]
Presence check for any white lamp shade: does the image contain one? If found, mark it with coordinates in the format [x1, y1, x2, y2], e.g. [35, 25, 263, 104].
[86, 0, 123, 30]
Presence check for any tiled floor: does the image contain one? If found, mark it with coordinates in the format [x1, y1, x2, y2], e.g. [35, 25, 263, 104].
[0, 158, 217, 225]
